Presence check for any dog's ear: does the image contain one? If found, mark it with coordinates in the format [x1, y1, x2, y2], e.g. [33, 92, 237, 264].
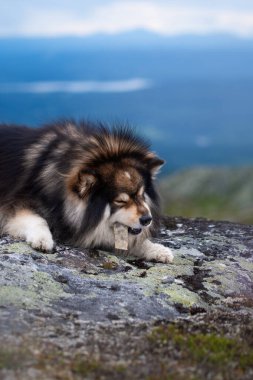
[146, 154, 165, 177]
[75, 169, 98, 198]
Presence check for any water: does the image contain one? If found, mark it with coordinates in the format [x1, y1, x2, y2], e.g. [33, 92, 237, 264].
[0, 79, 151, 93]
[0, 36, 253, 172]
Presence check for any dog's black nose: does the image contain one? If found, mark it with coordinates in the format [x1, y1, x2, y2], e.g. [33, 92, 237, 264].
[139, 215, 152, 226]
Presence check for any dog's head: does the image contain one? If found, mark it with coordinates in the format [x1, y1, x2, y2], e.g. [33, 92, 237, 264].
[68, 154, 164, 236]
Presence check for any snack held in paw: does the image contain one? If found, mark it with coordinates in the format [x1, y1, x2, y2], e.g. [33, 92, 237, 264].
[114, 223, 128, 251]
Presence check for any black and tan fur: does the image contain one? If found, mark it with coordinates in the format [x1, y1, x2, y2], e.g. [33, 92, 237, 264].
[0, 121, 173, 263]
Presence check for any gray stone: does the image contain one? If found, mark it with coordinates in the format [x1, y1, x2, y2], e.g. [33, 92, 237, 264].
[161, 275, 175, 284]
[1, 216, 253, 379]
[1, 217, 253, 322]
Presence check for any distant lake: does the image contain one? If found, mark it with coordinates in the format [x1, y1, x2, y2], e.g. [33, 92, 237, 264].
[0, 37, 253, 173]
[0, 78, 151, 93]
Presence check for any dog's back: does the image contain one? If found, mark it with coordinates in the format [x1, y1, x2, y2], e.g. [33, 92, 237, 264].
[0, 124, 38, 197]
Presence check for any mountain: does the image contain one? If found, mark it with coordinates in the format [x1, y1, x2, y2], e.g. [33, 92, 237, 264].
[1, 31, 253, 50]
[0, 33, 253, 170]
[159, 167, 253, 223]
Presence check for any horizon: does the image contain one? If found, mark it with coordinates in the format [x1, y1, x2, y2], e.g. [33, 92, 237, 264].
[1, 30, 253, 51]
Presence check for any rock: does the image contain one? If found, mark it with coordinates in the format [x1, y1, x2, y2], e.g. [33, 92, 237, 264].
[1, 216, 253, 380]
[161, 275, 175, 284]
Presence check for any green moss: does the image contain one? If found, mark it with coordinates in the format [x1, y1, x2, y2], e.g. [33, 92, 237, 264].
[114, 364, 127, 373]
[70, 356, 126, 377]
[0, 271, 68, 308]
[0, 286, 37, 307]
[71, 358, 101, 376]
[2, 242, 34, 254]
[181, 334, 237, 365]
[147, 374, 200, 380]
[239, 351, 253, 368]
[32, 271, 67, 301]
[237, 257, 253, 273]
[161, 284, 202, 307]
[102, 260, 119, 270]
[0, 347, 29, 370]
[149, 324, 253, 371]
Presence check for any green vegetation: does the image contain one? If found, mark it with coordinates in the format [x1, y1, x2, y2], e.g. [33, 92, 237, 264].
[149, 324, 253, 373]
[1, 318, 253, 380]
[0, 347, 30, 370]
[159, 166, 253, 223]
[71, 356, 126, 377]
[71, 357, 103, 376]
[102, 260, 119, 270]
[0, 344, 127, 378]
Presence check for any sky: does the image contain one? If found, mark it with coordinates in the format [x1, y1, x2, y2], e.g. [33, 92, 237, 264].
[1, 0, 253, 38]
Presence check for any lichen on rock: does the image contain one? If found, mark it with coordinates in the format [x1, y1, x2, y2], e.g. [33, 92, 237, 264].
[0, 216, 253, 379]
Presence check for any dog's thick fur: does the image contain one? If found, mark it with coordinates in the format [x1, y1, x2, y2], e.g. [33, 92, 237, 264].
[0, 121, 173, 263]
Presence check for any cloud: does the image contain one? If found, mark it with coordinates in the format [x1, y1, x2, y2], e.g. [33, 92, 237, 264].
[1, 1, 253, 38]
[0, 79, 151, 93]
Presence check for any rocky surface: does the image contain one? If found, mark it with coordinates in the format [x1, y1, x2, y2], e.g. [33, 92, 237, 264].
[0, 216, 253, 379]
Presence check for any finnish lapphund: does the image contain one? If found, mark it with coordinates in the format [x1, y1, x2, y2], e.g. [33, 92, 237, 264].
[0, 121, 173, 263]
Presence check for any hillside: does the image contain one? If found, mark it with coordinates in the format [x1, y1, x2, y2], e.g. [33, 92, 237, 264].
[159, 166, 253, 223]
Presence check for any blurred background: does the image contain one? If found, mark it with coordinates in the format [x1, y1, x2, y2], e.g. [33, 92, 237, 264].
[0, 0, 253, 223]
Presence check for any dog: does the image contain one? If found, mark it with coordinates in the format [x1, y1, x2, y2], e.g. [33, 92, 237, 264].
[0, 120, 173, 263]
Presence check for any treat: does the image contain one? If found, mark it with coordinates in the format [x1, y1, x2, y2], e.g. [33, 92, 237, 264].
[114, 223, 128, 251]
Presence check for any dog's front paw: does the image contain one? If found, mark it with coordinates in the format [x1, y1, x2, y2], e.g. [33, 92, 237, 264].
[140, 240, 174, 263]
[153, 244, 174, 263]
[26, 227, 54, 252]
[155, 244, 174, 264]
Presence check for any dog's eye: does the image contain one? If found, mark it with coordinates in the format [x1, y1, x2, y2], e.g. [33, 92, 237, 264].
[114, 200, 127, 207]
[114, 193, 129, 206]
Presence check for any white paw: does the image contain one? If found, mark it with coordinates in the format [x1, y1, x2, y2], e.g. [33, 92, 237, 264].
[140, 240, 174, 263]
[152, 244, 174, 263]
[26, 226, 54, 252]
[155, 246, 174, 263]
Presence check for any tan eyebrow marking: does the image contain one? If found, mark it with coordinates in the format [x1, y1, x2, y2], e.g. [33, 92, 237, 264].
[124, 171, 131, 179]
[115, 193, 130, 202]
